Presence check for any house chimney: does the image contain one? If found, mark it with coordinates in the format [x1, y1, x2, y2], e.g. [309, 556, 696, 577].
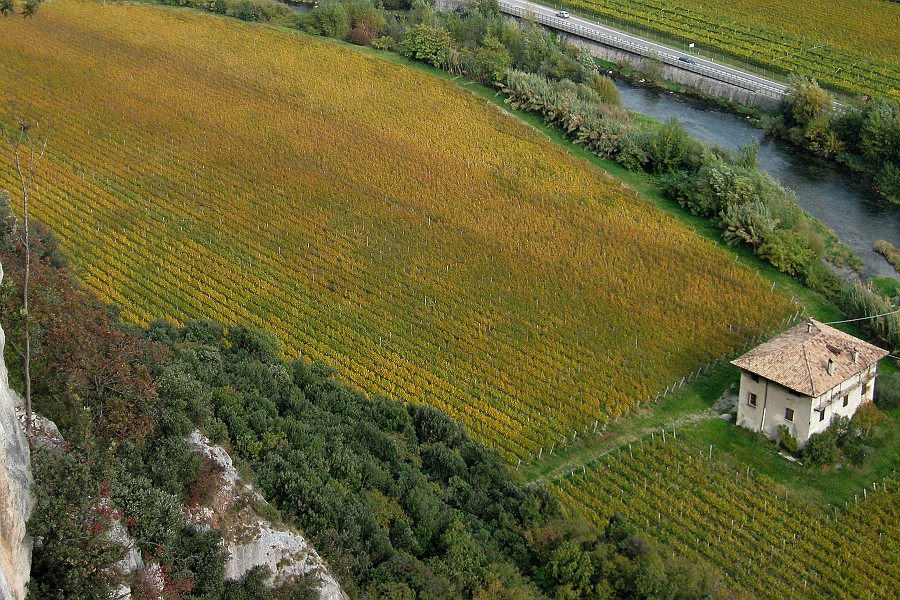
[852, 348, 859, 363]
[806, 321, 812, 333]
[827, 358, 835, 376]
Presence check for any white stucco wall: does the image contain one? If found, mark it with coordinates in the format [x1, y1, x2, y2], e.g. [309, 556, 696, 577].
[736, 372, 811, 442]
[735, 365, 879, 448]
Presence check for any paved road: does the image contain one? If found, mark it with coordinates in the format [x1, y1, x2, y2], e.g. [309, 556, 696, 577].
[499, 0, 787, 97]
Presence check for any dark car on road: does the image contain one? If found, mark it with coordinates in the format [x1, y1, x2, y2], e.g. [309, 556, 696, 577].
[678, 56, 696, 64]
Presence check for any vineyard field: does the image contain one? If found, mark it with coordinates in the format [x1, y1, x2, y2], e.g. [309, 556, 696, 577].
[554, 434, 900, 598]
[564, 0, 900, 97]
[0, 0, 793, 460]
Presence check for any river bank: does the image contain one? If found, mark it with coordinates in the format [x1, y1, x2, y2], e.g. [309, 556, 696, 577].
[612, 77, 900, 280]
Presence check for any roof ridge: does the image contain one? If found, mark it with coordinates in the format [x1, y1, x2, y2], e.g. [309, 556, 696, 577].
[802, 343, 816, 397]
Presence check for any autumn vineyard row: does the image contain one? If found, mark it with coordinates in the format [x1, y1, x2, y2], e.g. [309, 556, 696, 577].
[554, 434, 899, 598]
[0, 0, 793, 460]
[563, 0, 900, 98]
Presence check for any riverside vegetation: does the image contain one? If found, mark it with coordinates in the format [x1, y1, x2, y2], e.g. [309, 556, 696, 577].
[0, 0, 797, 463]
[761, 76, 900, 206]
[245, 0, 900, 350]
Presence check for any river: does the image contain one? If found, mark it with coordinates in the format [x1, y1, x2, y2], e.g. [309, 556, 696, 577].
[614, 79, 900, 280]
[279, 1, 312, 14]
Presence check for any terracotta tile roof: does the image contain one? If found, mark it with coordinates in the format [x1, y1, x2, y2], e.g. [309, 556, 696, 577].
[731, 318, 888, 397]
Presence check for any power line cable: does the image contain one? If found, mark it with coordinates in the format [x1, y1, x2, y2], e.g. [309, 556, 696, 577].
[821, 308, 900, 325]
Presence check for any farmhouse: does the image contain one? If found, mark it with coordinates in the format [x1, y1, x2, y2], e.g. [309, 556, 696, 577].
[731, 318, 888, 448]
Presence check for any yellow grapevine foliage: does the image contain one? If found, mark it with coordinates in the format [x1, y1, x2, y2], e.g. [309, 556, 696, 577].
[565, 0, 900, 98]
[555, 435, 900, 598]
[0, 0, 792, 460]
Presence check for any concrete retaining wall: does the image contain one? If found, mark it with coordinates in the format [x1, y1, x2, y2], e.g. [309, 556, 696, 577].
[434, 0, 782, 109]
[555, 32, 782, 110]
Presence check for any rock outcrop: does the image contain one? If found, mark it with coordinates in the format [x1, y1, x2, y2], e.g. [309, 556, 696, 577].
[0, 263, 33, 600]
[185, 431, 347, 600]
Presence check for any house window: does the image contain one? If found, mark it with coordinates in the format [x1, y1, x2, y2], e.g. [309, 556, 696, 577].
[842, 395, 849, 407]
[785, 407, 794, 422]
[748, 393, 757, 408]
[862, 383, 869, 397]
[819, 409, 826, 422]
[751, 373, 759, 383]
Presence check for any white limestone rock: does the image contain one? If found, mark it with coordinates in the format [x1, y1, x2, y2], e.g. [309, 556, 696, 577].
[185, 431, 347, 600]
[0, 263, 33, 600]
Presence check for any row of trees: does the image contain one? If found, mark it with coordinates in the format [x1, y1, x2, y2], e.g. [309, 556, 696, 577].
[0, 0, 43, 17]
[498, 69, 859, 301]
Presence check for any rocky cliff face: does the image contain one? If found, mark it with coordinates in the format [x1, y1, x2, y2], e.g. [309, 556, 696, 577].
[185, 431, 347, 600]
[0, 263, 33, 600]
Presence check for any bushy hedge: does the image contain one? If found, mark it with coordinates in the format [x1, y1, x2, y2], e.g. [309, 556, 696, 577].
[157, 0, 291, 22]
[802, 404, 884, 467]
[874, 373, 900, 410]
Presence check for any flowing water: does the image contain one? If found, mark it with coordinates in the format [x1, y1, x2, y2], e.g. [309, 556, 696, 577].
[615, 79, 900, 279]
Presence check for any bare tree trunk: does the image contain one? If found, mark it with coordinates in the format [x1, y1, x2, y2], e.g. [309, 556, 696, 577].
[3, 106, 47, 437]
[22, 168, 31, 436]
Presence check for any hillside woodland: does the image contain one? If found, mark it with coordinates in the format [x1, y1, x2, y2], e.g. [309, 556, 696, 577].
[0, 217, 727, 597]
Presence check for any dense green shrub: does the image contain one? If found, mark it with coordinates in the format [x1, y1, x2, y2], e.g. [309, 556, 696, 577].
[802, 405, 886, 467]
[874, 162, 900, 204]
[798, 259, 843, 299]
[720, 200, 777, 249]
[874, 373, 900, 409]
[802, 427, 839, 465]
[461, 35, 512, 85]
[588, 72, 621, 105]
[758, 229, 817, 276]
[778, 425, 798, 454]
[647, 117, 689, 173]
[309, 0, 351, 38]
[398, 23, 454, 68]
[29, 447, 126, 600]
[783, 75, 833, 130]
